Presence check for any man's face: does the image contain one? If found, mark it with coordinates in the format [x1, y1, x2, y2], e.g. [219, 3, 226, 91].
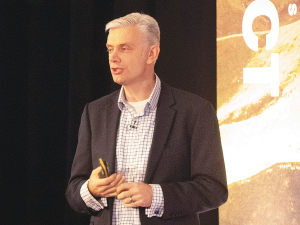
[106, 26, 149, 87]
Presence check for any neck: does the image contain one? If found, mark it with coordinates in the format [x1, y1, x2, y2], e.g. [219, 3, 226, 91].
[123, 73, 156, 102]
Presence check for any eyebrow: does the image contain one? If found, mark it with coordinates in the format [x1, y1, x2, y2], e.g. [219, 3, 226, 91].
[106, 43, 133, 48]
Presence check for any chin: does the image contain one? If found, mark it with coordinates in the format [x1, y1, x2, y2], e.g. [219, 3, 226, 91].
[112, 76, 124, 85]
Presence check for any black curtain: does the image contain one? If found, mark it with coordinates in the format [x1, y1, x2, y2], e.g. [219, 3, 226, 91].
[1, 0, 217, 224]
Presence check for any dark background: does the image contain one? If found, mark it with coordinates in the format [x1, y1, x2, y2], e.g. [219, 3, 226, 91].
[1, 0, 217, 224]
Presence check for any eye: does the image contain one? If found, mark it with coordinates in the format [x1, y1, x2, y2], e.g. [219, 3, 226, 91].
[107, 48, 113, 53]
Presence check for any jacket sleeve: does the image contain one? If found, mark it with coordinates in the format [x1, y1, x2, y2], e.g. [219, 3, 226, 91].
[160, 103, 228, 219]
[65, 104, 99, 215]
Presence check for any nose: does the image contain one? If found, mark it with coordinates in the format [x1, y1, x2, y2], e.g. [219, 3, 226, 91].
[109, 49, 121, 63]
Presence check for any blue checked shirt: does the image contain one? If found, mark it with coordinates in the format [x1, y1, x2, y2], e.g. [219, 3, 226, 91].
[80, 75, 164, 224]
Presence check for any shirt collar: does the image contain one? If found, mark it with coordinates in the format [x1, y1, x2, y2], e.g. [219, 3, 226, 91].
[117, 74, 161, 111]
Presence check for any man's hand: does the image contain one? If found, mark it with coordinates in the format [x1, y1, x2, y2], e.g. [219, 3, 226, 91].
[116, 182, 153, 208]
[88, 166, 125, 198]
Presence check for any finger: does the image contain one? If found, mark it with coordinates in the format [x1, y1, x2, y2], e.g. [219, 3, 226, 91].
[117, 176, 126, 186]
[117, 190, 131, 200]
[97, 181, 116, 193]
[94, 188, 117, 198]
[109, 173, 124, 187]
[91, 166, 102, 176]
[102, 192, 118, 198]
[124, 200, 141, 208]
[101, 187, 117, 196]
[94, 184, 117, 198]
[99, 173, 117, 185]
[118, 171, 124, 176]
[91, 175, 118, 194]
[91, 173, 116, 189]
[122, 196, 132, 204]
[116, 183, 132, 195]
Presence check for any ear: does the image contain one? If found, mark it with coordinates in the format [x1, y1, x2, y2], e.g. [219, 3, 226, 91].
[147, 45, 160, 65]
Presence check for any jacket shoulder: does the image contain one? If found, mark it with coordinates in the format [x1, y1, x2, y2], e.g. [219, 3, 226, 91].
[87, 89, 119, 109]
[169, 85, 213, 111]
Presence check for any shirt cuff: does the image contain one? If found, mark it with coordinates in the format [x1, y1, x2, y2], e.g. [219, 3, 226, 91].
[145, 184, 164, 217]
[80, 180, 108, 211]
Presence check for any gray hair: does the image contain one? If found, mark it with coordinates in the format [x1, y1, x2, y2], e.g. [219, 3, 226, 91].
[105, 12, 160, 46]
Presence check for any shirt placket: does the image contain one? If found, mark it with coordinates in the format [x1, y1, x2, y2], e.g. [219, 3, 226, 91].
[120, 109, 136, 224]
[128, 117, 139, 183]
[125, 109, 141, 225]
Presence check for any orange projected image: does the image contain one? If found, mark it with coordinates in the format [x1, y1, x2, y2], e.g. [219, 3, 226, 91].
[217, 0, 300, 224]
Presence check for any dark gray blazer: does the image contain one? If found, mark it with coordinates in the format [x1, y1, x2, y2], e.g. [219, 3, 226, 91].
[66, 81, 228, 225]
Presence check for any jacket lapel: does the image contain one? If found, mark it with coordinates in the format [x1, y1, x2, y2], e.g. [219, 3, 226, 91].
[103, 92, 120, 220]
[144, 82, 176, 183]
[106, 93, 121, 175]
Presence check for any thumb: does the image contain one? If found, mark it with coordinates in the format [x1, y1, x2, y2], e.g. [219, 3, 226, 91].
[92, 166, 102, 176]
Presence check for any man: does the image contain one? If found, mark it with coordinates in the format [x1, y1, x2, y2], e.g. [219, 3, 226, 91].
[66, 12, 228, 225]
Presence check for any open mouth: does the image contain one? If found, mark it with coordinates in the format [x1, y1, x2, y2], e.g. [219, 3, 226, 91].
[111, 68, 124, 75]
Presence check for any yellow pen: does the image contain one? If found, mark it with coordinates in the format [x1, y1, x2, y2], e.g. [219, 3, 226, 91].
[99, 158, 108, 178]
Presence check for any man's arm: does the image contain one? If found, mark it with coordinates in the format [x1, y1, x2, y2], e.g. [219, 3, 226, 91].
[159, 102, 228, 219]
[65, 104, 95, 214]
[65, 104, 124, 214]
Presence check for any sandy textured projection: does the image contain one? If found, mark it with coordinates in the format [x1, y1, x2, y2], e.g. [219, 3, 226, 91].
[217, 1, 300, 224]
[217, 11, 300, 185]
[220, 162, 300, 225]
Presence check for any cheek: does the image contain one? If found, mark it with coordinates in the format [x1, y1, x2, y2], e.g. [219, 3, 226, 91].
[132, 64, 146, 74]
[133, 57, 147, 69]
[124, 54, 147, 73]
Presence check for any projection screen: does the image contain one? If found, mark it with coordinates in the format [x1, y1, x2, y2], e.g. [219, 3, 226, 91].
[217, 0, 300, 224]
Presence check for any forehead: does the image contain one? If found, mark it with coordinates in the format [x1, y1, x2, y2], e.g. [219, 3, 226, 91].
[106, 26, 144, 46]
